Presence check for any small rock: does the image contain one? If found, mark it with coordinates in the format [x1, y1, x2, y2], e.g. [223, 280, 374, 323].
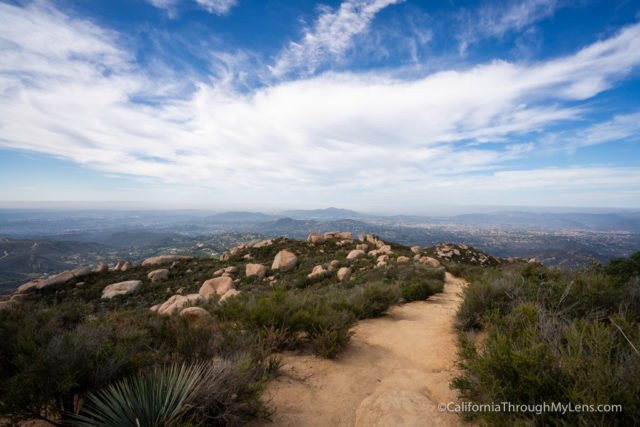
[199, 276, 234, 298]
[246, 263, 268, 279]
[101, 280, 142, 299]
[308, 265, 327, 279]
[271, 250, 298, 271]
[224, 266, 238, 274]
[219, 289, 241, 303]
[337, 267, 352, 282]
[347, 249, 365, 261]
[96, 262, 109, 273]
[147, 269, 169, 283]
[410, 246, 421, 254]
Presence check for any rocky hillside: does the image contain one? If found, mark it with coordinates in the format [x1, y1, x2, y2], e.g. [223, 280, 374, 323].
[0, 232, 517, 425]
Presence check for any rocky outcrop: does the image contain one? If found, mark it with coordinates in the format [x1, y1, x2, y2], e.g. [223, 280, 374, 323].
[246, 263, 268, 279]
[147, 269, 169, 283]
[337, 267, 352, 282]
[199, 277, 234, 298]
[101, 280, 142, 299]
[272, 250, 297, 271]
[141, 255, 192, 266]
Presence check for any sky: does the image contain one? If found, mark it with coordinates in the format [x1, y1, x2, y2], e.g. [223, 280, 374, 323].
[0, 0, 639, 213]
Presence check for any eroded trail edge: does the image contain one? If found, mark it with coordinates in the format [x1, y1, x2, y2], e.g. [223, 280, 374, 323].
[259, 272, 468, 427]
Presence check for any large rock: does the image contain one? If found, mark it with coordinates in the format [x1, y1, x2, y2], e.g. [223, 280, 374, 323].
[337, 267, 352, 282]
[410, 246, 421, 254]
[141, 255, 192, 266]
[308, 265, 327, 279]
[147, 269, 169, 283]
[71, 266, 92, 278]
[229, 245, 245, 256]
[199, 276, 234, 298]
[271, 250, 298, 271]
[246, 263, 268, 279]
[356, 243, 369, 251]
[180, 307, 210, 325]
[120, 261, 132, 271]
[347, 249, 365, 261]
[324, 231, 353, 239]
[155, 293, 203, 315]
[101, 280, 142, 299]
[396, 256, 411, 264]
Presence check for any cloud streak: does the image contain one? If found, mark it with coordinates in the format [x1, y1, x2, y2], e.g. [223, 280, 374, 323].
[271, 0, 403, 77]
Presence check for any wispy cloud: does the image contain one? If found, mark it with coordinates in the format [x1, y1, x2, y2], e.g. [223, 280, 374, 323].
[455, 0, 561, 55]
[1, 2, 639, 208]
[271, 0, 403, 77]
[147, 0, 237, 16]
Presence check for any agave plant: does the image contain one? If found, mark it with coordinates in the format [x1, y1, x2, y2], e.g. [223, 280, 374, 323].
[70, 362, 207, 427]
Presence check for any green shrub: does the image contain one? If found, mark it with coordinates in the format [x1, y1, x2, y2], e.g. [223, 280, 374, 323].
[453, 256, 640, 425]
[347, 282, 400, 319]
[401, 278, 443, 302]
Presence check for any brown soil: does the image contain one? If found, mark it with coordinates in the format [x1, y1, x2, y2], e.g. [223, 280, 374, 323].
[258, 272, 471, 427]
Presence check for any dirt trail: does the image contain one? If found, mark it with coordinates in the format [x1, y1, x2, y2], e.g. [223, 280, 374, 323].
[259, 272, 469, 427]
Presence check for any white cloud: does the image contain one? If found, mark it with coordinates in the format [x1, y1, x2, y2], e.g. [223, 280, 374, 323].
[194, 0, 237, 15]
[1, 3, 640, 208]
[271, 0, 403, 77]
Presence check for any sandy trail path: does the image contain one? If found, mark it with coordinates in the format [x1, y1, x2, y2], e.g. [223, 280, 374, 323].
[258, 272, 469, 427]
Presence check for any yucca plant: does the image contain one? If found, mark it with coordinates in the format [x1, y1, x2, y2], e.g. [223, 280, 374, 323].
[70, 362, 207, 427]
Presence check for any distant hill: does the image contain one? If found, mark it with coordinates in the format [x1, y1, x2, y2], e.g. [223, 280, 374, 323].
[203, 211, 276, 223]
[281, 207, 363, 219]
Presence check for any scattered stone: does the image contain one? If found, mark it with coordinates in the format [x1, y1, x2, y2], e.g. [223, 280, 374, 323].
[147, 269, 169, 283]
[347, 249, 365, 261]
[219, 289, 241, 303]
[246, 263, 268, 279]
[114, 261, 126, 271]
[330, 260, 340, 269]
[176, 287, 184, 294]
[141, 255, 192, 266]
[272, 250, 298, 271]
[75, 282, 85, 288]
[199, 276, 234, 298]
[308, 265, 327, 279]
[337, 267, 352, 282]
[101, 280, 142, 299]
[180, 307, 210, 325]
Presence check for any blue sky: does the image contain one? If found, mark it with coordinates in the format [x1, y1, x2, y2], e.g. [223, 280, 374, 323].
[0, 0, 639, 213]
